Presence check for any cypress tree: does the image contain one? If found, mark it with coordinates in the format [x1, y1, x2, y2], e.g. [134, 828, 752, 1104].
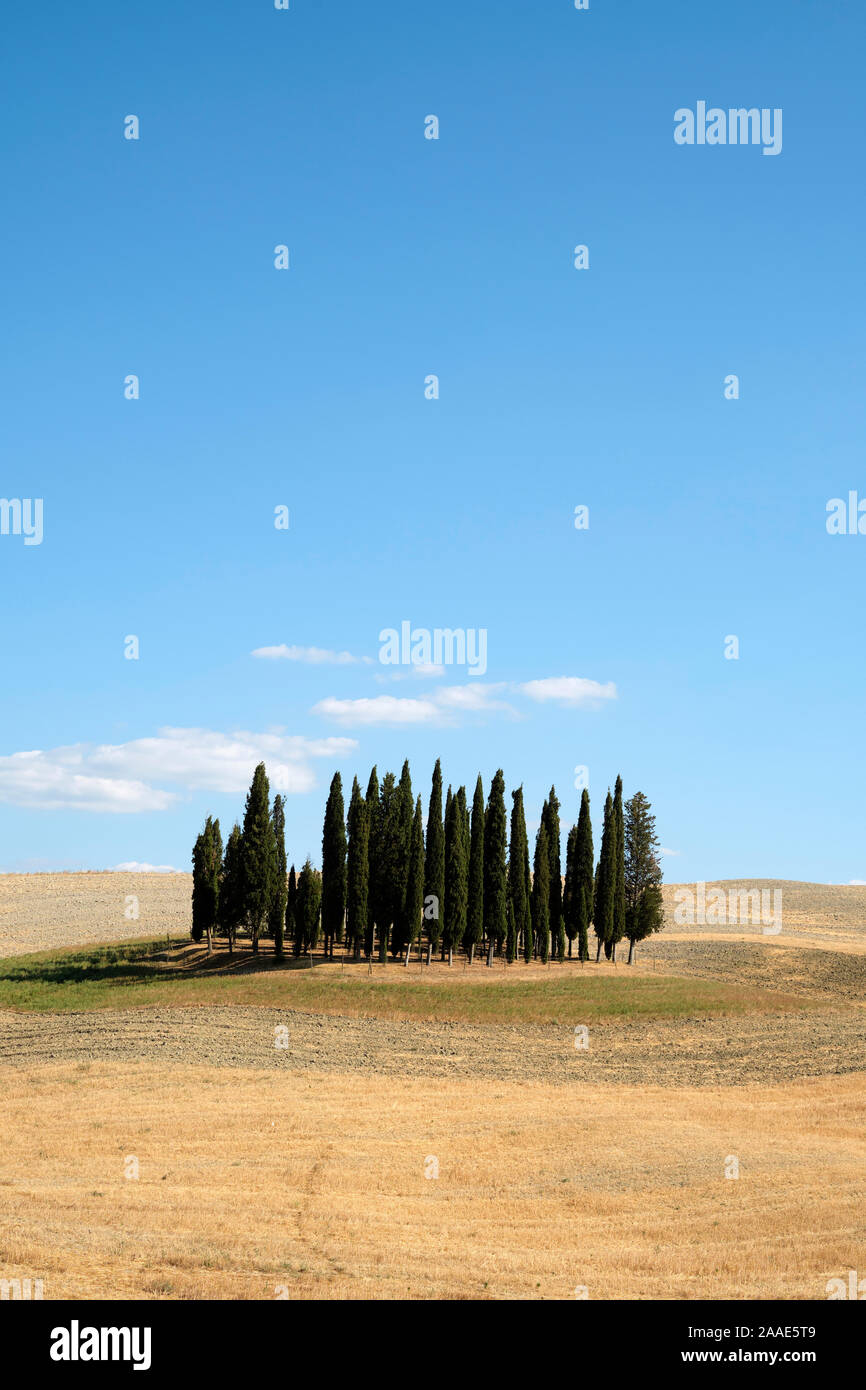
[424, 760, 445, 965]
[346, 777, 369, 962]
[505, 894, 517, 964]
[612, 774, 626, 962]
[321, 772, 347, 959]
[465, 774, 485, 963]
[542, 787, 563, 961]
[287, 863, 299, 955]
[392, 761, 414, 959]
[191, 826, 206, 943]
[532, 822, 551, 963]
[270, 796, 287, 959]
[376, 772, 403, 962]
[296, 858, 322, 956]
[624, 791, 665, 963]
[575, 789, 594, 962]
[403, 795, 425, 964]
[192, 816, 221, 954]
[443, 786, 467, 965]
[220, 822, 244, 954]
[365, 767, 380, 959]
[563, 822, 579, 957]
[594, 790, 615, 961]
[509, 788, 532, 963]
[240, 762, 276, 953]
[483, 769, 507, 960]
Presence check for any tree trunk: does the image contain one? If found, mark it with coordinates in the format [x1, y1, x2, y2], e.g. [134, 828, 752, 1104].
[627, 938, 635, 965]
[468, 943, 475, 965]
[487, 940, 494, 967]
[448, 948, 453, 967]
[426, 942, 432, 966]
[595, 938, 602, 962]
[354, 942, 361, 963]
[568, 938, 572, 958]
[205, 924, 213, 957]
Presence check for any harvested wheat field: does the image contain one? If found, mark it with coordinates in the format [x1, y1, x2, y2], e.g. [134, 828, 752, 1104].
[0, 1064, 862, 1301]
[0, 879, 863, 1300]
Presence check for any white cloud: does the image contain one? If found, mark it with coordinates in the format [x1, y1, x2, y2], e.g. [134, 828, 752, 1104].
[0, 728, 357, 813]
[848, 879, 866, 886]
[519, 677, 617, 708]
[112, 862, 185, 874]
[661, 847, 680, 858]
[252, 644, 373, 666]
[313, 684, 514, 728]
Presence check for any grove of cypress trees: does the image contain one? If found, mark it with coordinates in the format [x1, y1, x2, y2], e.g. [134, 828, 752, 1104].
[594, 790, 615, 961]
[509, 787, 531, 964]
[532, 822, 551, 963]
[624, 790, 665, 963]
[465, 774, 485, 963]
[346, 776, 369, 961]
[575, 789, 593, 962]
[321, 772, 347, 959]
[443, 786, 467, 965]
[270, 796, 287, 959]
[404, 794, 425, 964]
[424, 759, 445, 965]
[483, 769, 507, 960]
[240, 762, 276, 953]
[612, 774, 626, 963]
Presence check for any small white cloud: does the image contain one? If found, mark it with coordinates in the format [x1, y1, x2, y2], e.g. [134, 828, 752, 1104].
[313, 684, 513, 728]
[519, 677, 617, 708]
[252, 644, 369, 665]
[847, 879, 866, 886]
[661, 847, 680, 857]
[112, 862, 185, 874]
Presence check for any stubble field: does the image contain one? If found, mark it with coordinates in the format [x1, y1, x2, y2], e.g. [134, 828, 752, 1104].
[0, 874, 863, 1299]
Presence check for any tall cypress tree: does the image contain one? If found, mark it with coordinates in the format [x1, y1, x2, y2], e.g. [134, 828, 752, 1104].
[192, 816, 221, 953]
[424, 760, 445, 965]
[321, 772, 347, 959]
[532, 822, 551, 963]
[376, 772, 403, 962]
[542, 786, 564, 962]
[594, 790, 615, 961]
[270, 796, 287, 959]
[443, 786, 467, 965]
[575, 789, 594, 962]
[220, 822, 244, 954]
[287, 863, 298, 955]
[392, 760, 414, 959]
[296, 858, 322, 955]
[483, 769, 507, 960]
[403, 795, 425, 964]
[365, 767, 380, 959]
[612, 774, 626, 962]
[191, 825, 206, 943]
[563, 822, 579, 958]
[509, 787, 532, 963]
[346, 776, 369, 961]
[465, 774, 485, 963]
[240, 762, 275, 953]
[624, 791, 664, 963]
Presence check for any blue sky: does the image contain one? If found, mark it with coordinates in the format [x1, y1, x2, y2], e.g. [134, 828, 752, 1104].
[1, 0, 863, 882]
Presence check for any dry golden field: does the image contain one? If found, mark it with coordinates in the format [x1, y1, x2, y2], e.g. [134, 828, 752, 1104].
[0, 875, 863, 1300]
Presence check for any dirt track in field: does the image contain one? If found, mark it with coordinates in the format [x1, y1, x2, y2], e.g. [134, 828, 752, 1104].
[1, 1003, 863, 1088]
